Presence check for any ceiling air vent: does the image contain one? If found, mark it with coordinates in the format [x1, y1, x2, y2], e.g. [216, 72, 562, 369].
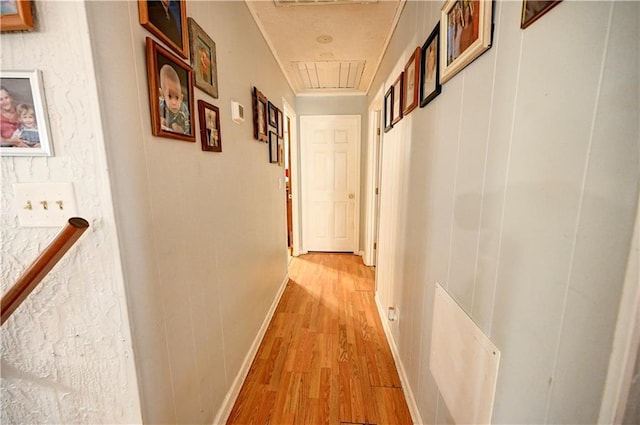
[292, 61, 365, 89]
[275, 0, 378, 6]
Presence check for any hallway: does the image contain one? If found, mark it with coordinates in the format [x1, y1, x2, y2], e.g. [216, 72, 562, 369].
[226, 253, 412, 425]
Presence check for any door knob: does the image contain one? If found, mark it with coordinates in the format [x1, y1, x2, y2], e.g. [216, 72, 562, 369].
[349, 193, 355, 199]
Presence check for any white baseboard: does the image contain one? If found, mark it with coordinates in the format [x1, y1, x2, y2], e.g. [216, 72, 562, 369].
[375, 294, 423, 425]
[212, 273, 290, 425]
[358, 250, 365, 257]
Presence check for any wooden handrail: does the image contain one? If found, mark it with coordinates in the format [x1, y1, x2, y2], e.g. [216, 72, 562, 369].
[1, 217, 90, 325]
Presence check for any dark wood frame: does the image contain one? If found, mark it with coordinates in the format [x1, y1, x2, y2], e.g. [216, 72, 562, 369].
[138, 0, 189, 59]
[403, 47, 421, 116]
[521, 0, 562, 29]
[188, 18, 218, 98]
[268, 130, 279, 164]
[145, 37, 195, 142]
[268, 101, 278, 127]
[0, 0, 33, 32]
[391, 73, 404, 125]
[384, 86, 393, 133]
[277, 108, 284, 137]
[440, 0, 493, 84]
[252, 87, 268, 142]
[420, 23, 442, 108]
[198, 100, 221, 152]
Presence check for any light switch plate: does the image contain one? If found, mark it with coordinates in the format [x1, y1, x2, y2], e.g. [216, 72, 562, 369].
[14, 183, 78, 227]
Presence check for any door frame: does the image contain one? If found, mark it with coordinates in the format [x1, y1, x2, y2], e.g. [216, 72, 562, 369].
[282, 99, 301, 256]
[364, 87, 384, 266]
[299, 114, 361, 254]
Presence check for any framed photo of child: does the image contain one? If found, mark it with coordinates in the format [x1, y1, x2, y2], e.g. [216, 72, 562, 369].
[145, 37, 195, 142]
[0, 70, 53, 157]
[187, 18, 218, 98]
[198, 100, 221, 152]
[138, 0, 188, 59]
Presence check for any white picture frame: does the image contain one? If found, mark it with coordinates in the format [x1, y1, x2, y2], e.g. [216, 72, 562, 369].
[1, 70, 53, 157]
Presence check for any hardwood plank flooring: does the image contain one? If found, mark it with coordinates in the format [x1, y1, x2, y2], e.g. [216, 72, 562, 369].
[226, 253, 412, 425]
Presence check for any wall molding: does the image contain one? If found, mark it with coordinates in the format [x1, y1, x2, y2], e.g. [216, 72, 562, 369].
[375, 294, 423, 425]
[212, 273, 290, 425]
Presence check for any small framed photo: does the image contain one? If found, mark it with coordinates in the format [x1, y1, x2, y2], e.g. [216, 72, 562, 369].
[420, 23, 442, 108]
[145, 37, 195, 142]
[277, 107, 284, 137]
[267, 101, 278, 128]
[0, 70, 53, 157]
[252, 87, 268, 142]
[383, 86, 393, 133]
[268, 130, 279, 164]
[440, 0, 493, 84]
[278, 137, 284, 166]
[391, 73, 403, 125]
[403, 47, 421, 116]
[138, 0, 189, 59]
[0, 0, 34, 32]
[198, 100, 221, 152]
[521, 1, 562, 29]
[188, 18, 218, 98]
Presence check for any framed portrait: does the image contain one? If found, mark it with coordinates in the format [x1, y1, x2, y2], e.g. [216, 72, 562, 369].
[0, 0, 33, 32]
[0, 70, 53, 157]
[383, 86, 393, 133]
[521, 1, 562, 29]
[252, 87, 268, 142]
[277, 108, 284, 137]
[391, 73, 403, 125]
[139, 0, 189, 59]
[198, 100, 221, 152]
[403, 47, 421, 116]
[440, 0, 493, 84]
[278, 137, 284, 166]
[188, 18, 218, 98]
[420, 22, 442, 108]
[145, 37, 195, 142]
[268, 130, 279, 164]
[267, 101, 278, 128]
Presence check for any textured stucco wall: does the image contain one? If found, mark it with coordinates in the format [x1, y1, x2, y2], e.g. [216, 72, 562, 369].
[0, 1, 142, 423]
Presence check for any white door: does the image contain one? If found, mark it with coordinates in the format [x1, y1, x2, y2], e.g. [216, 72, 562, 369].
[301, 115, 360, 252]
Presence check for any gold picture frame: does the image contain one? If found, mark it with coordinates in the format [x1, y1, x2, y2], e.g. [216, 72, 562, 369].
[0, 0, 34, 32]
[188, 18, 218, 98]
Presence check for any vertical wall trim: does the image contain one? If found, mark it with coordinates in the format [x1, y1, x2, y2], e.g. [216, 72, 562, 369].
[487, 30, 525, 336]
[543, 3, 615, 422]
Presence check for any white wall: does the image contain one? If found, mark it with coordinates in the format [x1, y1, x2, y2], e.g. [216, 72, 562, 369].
[85, 1, 294, 423]
[0, 1, 141, 424]
[369, 1, 639, 424]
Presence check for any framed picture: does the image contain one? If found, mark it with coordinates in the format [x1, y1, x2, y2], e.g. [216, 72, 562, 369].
[0, 0, 33, 32]
[198, 100, 221, 152]
[403, 47, 421, 116]
[391, 73, 403, 125]
[383, 86, 393, 133]
[277, 108, 284, 137]
[267, 101, 278, 128]
[145, 37, 195, 142]
[252, 87, 268, 142]
[0, 71, 53, 157]
[188, 18, 218, 98]
[268, 130, 279, 164]
[278, 137, 284, 166]
[420, 22, 442, 108]
[138, 0, 189, 59]
[440, 0, 493, 84]
[521, 1, 562, 29]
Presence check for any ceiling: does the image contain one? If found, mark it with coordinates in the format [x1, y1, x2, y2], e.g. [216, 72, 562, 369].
[245, 0, 404, 96]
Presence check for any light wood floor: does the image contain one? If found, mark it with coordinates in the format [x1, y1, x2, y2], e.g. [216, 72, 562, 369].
[226, 253, 413, 425]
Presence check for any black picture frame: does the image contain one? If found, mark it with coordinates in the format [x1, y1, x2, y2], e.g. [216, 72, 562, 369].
[384, 86, 393, 133]
[420, 22, 442, 108]
[268, 101, 278, 128]
[277, 107, 284, 137]
[268, 130, 279, 164]
[391, 73, 403, 125]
